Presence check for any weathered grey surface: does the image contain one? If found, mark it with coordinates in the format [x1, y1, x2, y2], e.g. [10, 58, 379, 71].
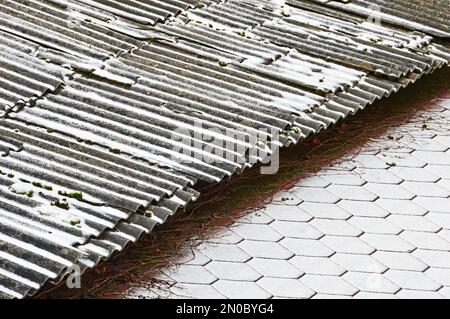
[0, 0, 450, 298]
[307, 0, 450, 38]
[128, 99, 450, 299]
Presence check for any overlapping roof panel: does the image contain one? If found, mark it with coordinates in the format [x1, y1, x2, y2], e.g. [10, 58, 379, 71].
[0, 31, 68, 117]
[309, 0, 450, 38]
[0, 0, 449, 298]
[65, 0, 221, 25]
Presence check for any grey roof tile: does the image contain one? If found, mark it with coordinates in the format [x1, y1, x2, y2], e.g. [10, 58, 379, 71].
[378, 153, 427, 168]
[414, 198, 450, 214]
[232, 223, 283, 242]
[425, 268, 450, 286]
[425, 164, 450, 179]
[264, 205, 312, 223]
[413, 249, 450, 269]
[200, 244, 251, 263]
[387, 215, 442, 233]
[271, 193, 303, 206]
[349, 216, 402, 235]
[291, 186, 340, 204]
[270, 221, 323, 240]
[300, 274, 359, 296]
[184, 249, 212, 266]
[407, 139, 450, 153]
[312, 294, 352, 299]
[343, 272, 400, 294]
[205, 261, 262, 282]
[363, 183, 415, 200]
[439, 229, 450, 242]
[294, 176, 331, 188]
[337, 200, 390, 218]
[213, 280, 272, 299]
[425, 212, 450, 229]
[412, 150, 450, 166]
[354, 291, 398, 299]
[300, 202, 351, 220]
[439, 287, 450, 299]
[326, 184, 378, 202]
[321, 236, 376, 255]
[400, 231, 450, 251]
[169, 283, 226, 299]
[396, 289, 445, 299]
[206, 231, 244, 245]
[354, 168, 404, 185]
[434, 136, 450, 148]
[372, 251, 428, 272]
[376, 199, 428, 216]
[401, 182, 450, 198]
[311, 219, 363, 237]
[168, 265, 217, 285]
[384, 270, 442, 291]
[331, 253, 388, 274]
[239, 240, 294, 260]
[437, 179, 450, 192]
[281, 238, 335, 257]
[320, 171, 366, 186]
[390, 167, 440, 183]
[360, 234, 416, 253]
[239, 211, 275, 225]
[351, 154, 391, 169]
[438, 287, 450, 299]
[127, 287, 173, 299]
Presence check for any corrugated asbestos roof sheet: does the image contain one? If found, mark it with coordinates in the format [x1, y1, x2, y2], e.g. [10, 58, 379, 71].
[0, 32, 68, 116]
[310, 0, 450, 38]
[0, 0, 449, 298]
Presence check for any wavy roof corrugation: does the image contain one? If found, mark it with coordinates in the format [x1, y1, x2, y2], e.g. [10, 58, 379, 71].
[0, 31, 67, 116]
[64, 0, 220, 25]
[307, 0, 450, 38]
[0, 0, 449, 298]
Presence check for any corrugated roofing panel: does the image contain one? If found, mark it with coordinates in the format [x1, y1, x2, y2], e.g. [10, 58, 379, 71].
[307, 0, 450, 38]
[0, 31, 67, 117]
[0, 0, 449, 298]
[0, 0, 140, 66]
